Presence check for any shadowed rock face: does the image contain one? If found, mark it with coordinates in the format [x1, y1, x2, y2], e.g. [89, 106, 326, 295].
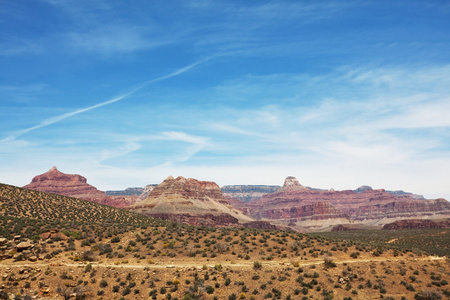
[382, 219, 450, 230]
[23, 167, 137, 208]
[128, 176, 254, 226]
[241, 176, 450, 228]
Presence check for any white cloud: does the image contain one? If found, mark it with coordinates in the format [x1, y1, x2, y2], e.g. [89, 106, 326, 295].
[1, 64, 449, 200]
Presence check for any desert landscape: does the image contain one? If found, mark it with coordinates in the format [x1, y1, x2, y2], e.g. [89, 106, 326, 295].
[2, 1, 449, 299]
[0, 168, 449, 299]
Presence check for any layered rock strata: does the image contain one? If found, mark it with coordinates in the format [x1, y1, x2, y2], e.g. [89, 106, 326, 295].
[128, 176, 254, 226]
[241, 176, 450, 230]
[23, 167, 137, 208]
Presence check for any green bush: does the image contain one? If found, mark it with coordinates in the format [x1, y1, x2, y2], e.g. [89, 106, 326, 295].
[206, 286, 214, 294]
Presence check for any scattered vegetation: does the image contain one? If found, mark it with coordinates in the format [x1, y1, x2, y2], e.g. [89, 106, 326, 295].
[0, 183, 449, 299]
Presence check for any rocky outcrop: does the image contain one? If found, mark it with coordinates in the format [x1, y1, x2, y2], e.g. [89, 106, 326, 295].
[241, 176, 450, 230]
[40, 229, 68, 241]
[382, 219, 450, 230]
[16, 241, 33, 252]
[127, 176, 254, 226]
[23, 167, 138, 208]
[0, 236, 40, 261]
[139, 184, 158, 200]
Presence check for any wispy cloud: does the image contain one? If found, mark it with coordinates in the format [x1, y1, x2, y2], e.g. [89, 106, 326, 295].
[0, 58, 211, 143]
[67, 26, 162, 54]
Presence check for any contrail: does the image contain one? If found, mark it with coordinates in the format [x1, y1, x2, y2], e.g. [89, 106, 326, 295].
[0, 57, 211, 143]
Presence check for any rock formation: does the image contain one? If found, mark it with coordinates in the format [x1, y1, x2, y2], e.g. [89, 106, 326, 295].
[221, 185, 280, 203]
[139, 184, 158, 200]
[40, 229, 68, 241]
[382, 219, 450, 230]
[238, 176, 450, 230]
[127, 176, 254, 226]
[23, 167, 137, 208]
[354, 185, 425, 200]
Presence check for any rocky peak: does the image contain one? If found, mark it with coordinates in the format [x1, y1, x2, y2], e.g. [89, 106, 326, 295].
[30, 166, 87, 184]
[23, 167, 138, 208]
[276, 176, 307, 192]
[147, 175, 224, 201]
[129, 175, 254, 226]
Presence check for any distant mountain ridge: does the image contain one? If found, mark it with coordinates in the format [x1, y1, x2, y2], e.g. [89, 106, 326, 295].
[106, 184, 158, 197]
[106, 187, 143, 196]
[232, 176, 450, 231]
[107, 182, 425, 203]
[18, 167, 449, 232]
[223, 183, 425, 203]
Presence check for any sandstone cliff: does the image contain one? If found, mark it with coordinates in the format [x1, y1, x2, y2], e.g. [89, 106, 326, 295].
[127, 176, 254, 226]
[23, 167, 137, 208]
[241, 176, 450, 230]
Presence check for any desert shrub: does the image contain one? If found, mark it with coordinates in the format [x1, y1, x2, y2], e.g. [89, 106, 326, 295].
[121, 287, 131, 296]
[84, 263, 92, 273]
[99, 280, 108, 288]
[414, 290, 442, 300]
[228, 294, 237, 300]
[253, 261, 262, 270]
[81, 250, 95, 261]
[205, 286, 214, 294]
[324, 256, 336, 268]
[225, 278, 231, 286]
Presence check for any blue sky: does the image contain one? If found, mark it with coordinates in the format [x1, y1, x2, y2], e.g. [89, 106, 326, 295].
[1, 1, 449, 199]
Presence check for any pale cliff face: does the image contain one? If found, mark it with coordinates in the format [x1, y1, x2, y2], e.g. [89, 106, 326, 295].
[128, 175, 254, 225]
[276, 176, 308, 192]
